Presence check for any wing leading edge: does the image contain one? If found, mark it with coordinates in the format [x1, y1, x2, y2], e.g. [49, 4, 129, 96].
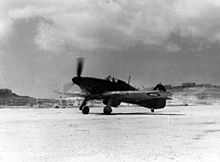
[54, 90, 88, 98]
[55, 90, 171, 100]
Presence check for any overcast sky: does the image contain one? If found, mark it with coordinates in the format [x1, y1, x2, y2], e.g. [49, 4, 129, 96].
[0, 0, 220, 97]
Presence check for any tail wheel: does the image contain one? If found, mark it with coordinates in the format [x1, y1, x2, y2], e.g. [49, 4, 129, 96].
[151, 109, 154, 113]
[82, 106, 90, 114]
[103, 106, 112, 115]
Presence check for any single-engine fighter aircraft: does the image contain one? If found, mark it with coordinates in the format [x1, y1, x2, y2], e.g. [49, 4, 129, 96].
[56, 58, 171, 115]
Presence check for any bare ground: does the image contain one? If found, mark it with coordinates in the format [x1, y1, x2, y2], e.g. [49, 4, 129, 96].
[0, 105, 220, 162]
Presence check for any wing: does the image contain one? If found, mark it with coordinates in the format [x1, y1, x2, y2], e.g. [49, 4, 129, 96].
[103, 90, 171, 99]
[102, 90, 172, 108]
[54, 90, 88, 98]
[55, 90, 172, 103]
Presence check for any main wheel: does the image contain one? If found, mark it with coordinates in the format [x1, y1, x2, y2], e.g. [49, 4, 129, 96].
[151, 109, 154, 113]
[82, 106, 90, 114]
[103, 106, 112, 115]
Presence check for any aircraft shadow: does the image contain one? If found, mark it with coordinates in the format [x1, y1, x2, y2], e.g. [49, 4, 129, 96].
[91, 112, 185, 116]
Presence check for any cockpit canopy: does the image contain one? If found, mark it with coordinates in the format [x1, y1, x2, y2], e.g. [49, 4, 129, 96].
[105, 75, 118, 83]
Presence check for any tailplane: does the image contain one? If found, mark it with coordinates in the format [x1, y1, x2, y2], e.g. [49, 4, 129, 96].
[153, 83, 166, 92]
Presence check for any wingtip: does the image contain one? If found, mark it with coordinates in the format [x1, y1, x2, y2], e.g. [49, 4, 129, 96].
[54, 90, 63, 94]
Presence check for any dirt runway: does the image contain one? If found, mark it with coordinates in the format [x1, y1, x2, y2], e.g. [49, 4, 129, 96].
[0, 105, 220, 162]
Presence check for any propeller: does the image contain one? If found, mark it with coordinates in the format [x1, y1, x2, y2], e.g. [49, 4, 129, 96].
[77, 57, 84, 77]
[61, 57, 84, 92]
[61, 82, 73, 93]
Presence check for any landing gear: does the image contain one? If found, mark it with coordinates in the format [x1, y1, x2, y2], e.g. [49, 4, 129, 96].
[151, 108, 154, 113]
[82, 106, 90, 114]
[103, 106, 112, 115]
[79, 98, 89, 110]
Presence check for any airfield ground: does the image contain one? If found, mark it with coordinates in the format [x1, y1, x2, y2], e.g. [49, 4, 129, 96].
[0, 105, 220, 162]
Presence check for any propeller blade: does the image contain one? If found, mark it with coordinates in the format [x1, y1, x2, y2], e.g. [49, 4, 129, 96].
[77, 57, 84, 77]
[63, 82, 74, 92]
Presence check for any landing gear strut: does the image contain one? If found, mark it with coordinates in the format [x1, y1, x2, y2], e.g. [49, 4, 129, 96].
[103, 106, 112, 115]
[151, 108, 154, 113]
[79, 98, 89, 110]
[82, 106, 90, 114]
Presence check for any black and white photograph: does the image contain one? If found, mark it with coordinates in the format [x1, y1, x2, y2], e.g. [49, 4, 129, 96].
[0, 0, 220, 161]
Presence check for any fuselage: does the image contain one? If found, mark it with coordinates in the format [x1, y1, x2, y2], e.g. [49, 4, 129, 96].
[71, 76, 169, 110]
[72, 77, 137, 94]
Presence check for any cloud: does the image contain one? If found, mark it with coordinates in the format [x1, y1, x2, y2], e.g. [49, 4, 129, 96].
[35, 22, 67, 51]
[0, 8, 13, 41]
[1, 0, 220, 51]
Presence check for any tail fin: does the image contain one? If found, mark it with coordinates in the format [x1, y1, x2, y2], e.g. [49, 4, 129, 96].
[153, 83, 166, 92]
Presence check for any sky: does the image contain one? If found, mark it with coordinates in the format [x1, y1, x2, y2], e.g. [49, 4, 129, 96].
[0, 0, 220, 98]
